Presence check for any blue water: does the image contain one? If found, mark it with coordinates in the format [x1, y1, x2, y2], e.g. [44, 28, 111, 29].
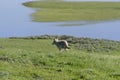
[0, 0, 120, 41]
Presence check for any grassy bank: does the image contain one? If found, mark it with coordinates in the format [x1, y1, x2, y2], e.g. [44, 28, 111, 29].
[0, 36, 120, 80]
[23, 1, 120, 22]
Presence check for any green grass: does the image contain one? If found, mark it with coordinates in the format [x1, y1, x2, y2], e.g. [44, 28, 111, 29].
[0, 36, 120, 80]
[23, 1, 120, 22]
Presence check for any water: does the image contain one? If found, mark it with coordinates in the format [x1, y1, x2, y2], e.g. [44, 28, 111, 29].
[65, 0, 120, 2]
[0, 0, 120, 41]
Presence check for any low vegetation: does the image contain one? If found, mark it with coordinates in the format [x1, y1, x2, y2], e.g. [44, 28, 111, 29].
[0, 35, 120, 80]
[23, 1, 120, 22]
[10, 35, 120, 52]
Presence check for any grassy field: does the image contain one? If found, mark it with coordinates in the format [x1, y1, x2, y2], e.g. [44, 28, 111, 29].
[23, 1, 120, 22]
[0, 36, 120, 80]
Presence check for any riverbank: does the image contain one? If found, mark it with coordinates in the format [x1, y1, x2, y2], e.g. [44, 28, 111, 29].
[0, 35, 120, 79]
[23, 1, 120, 22]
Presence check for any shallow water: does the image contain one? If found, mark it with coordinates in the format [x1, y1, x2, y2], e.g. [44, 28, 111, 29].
[0, 0, 120, 41]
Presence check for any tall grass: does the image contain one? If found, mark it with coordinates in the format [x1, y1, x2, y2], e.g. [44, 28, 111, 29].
[0, 36, 120, 80]
[23, 1, 120, 22]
